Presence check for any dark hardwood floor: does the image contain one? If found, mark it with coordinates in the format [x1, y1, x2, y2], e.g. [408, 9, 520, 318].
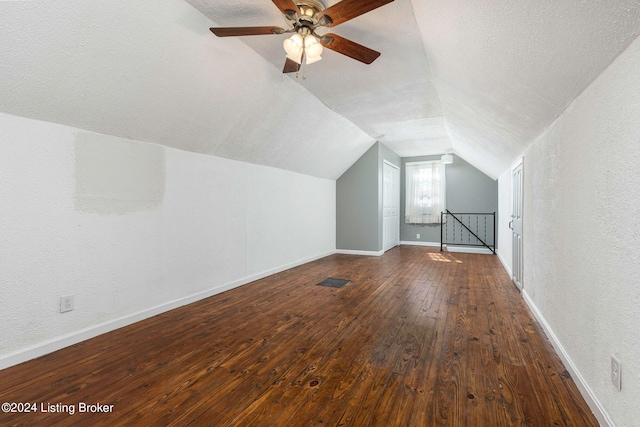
[0, 246, 598, 426]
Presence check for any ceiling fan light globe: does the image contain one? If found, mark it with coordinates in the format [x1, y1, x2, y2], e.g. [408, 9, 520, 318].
[291, 33, 303, 46]
[306, 54, 322, 64]
[305, 37, 323, 58]
[283, 35, 304, 58]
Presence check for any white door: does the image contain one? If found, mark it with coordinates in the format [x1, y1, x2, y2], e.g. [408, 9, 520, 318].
[511, 162, 524, 290]
[383, 161, 400, 252]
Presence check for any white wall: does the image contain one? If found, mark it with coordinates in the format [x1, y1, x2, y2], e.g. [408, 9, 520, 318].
[498, 35, 640, 426]
[0, 112, 336, 369]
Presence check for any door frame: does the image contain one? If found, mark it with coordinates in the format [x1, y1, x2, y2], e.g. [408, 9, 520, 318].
[382, 160, 400, 252]
[510, 160, 524, 290]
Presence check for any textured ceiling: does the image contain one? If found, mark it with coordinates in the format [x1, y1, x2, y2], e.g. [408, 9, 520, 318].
[0, 1, 374, 180]
[413, 0, 640, 177]
[1, 1, 639, 179]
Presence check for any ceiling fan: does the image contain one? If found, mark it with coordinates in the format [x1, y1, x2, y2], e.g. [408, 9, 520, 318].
[210, 0, 395, 74]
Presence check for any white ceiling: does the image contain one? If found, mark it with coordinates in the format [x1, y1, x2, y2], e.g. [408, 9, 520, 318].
[1, 1, 639, 179]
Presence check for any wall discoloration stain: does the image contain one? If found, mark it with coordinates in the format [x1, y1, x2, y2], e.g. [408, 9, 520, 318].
[74, 132, 165, 214]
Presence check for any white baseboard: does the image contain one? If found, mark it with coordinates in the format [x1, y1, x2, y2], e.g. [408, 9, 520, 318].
[497, 250, 513, 277]
[444, 245, 493, 254]
[400, 241, 440, 247]
[335, 249, 384, 256]
[521, 290, 613, 427]
[0, 250, 335, 371]
[401, 241, 495, 255]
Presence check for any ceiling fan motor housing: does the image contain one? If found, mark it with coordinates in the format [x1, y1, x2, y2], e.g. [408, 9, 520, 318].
[285, 0, 326, 28]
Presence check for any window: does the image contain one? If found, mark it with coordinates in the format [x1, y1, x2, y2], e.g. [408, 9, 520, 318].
[405, 161, 445, 224]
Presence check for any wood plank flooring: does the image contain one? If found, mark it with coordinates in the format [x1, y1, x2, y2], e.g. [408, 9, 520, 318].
[0, 246, 598, 426]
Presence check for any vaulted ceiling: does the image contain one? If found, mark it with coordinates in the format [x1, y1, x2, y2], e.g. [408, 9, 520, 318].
[1, 1, 639, 179]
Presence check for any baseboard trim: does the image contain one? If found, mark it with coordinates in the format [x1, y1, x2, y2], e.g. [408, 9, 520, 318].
[399, 241, 440, 247]
[400, 241, 495, 255]
[521, 290, 614, 427]
[444, 245, 493, 254]
[497, 250, 513, 278]
[335, 249, 384, 256]
[0, 250, 335, 371]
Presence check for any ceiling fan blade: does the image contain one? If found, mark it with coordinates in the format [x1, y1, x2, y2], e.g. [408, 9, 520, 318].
[283, 58, 301, 74]
[320, 33, 381, 64]
[272, 0, 300, 18]
[209, 26, 285, 37]
[317, 0, 394, 27]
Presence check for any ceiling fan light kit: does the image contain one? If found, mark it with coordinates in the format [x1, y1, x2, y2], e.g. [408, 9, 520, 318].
[283, 32, 323, 65]
[209, 0, 395, 77]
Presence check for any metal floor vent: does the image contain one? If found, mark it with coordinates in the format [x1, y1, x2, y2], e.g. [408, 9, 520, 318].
[316, 278, 350, 288]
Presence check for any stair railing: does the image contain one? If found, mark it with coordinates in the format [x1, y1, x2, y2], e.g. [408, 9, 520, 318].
[440, 210, 496, 254]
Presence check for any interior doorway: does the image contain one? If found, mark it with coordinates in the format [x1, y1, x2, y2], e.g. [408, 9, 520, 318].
[383, 161, 400, 252]
[510, 161, 524, 290]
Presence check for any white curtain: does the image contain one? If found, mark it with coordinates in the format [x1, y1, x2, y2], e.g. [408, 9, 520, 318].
[405, 161, 446, 224]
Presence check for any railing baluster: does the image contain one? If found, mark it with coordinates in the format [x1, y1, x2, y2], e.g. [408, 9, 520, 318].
[446, 212, 449, 241]
[484, 217, 487, 242]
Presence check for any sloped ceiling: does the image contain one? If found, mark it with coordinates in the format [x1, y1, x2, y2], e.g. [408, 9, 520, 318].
[0, 1, 373, 180]
[1, 1, 639, 179]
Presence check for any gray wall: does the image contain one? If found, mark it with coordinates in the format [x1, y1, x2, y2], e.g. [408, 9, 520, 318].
[336, 142, 400, 252]
[337, 149, 495, 252]
[336, 144, 379, 251]
[401, 154, 498, 245]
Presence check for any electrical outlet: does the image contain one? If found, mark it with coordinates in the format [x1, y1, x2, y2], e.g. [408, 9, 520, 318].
[60, 296, 74, 313]
[416, 234, 420, 239]
[611, 354, 621, 391]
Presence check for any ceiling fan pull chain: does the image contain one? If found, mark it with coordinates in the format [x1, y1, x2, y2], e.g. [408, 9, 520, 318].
[301, 38, 307, 79]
